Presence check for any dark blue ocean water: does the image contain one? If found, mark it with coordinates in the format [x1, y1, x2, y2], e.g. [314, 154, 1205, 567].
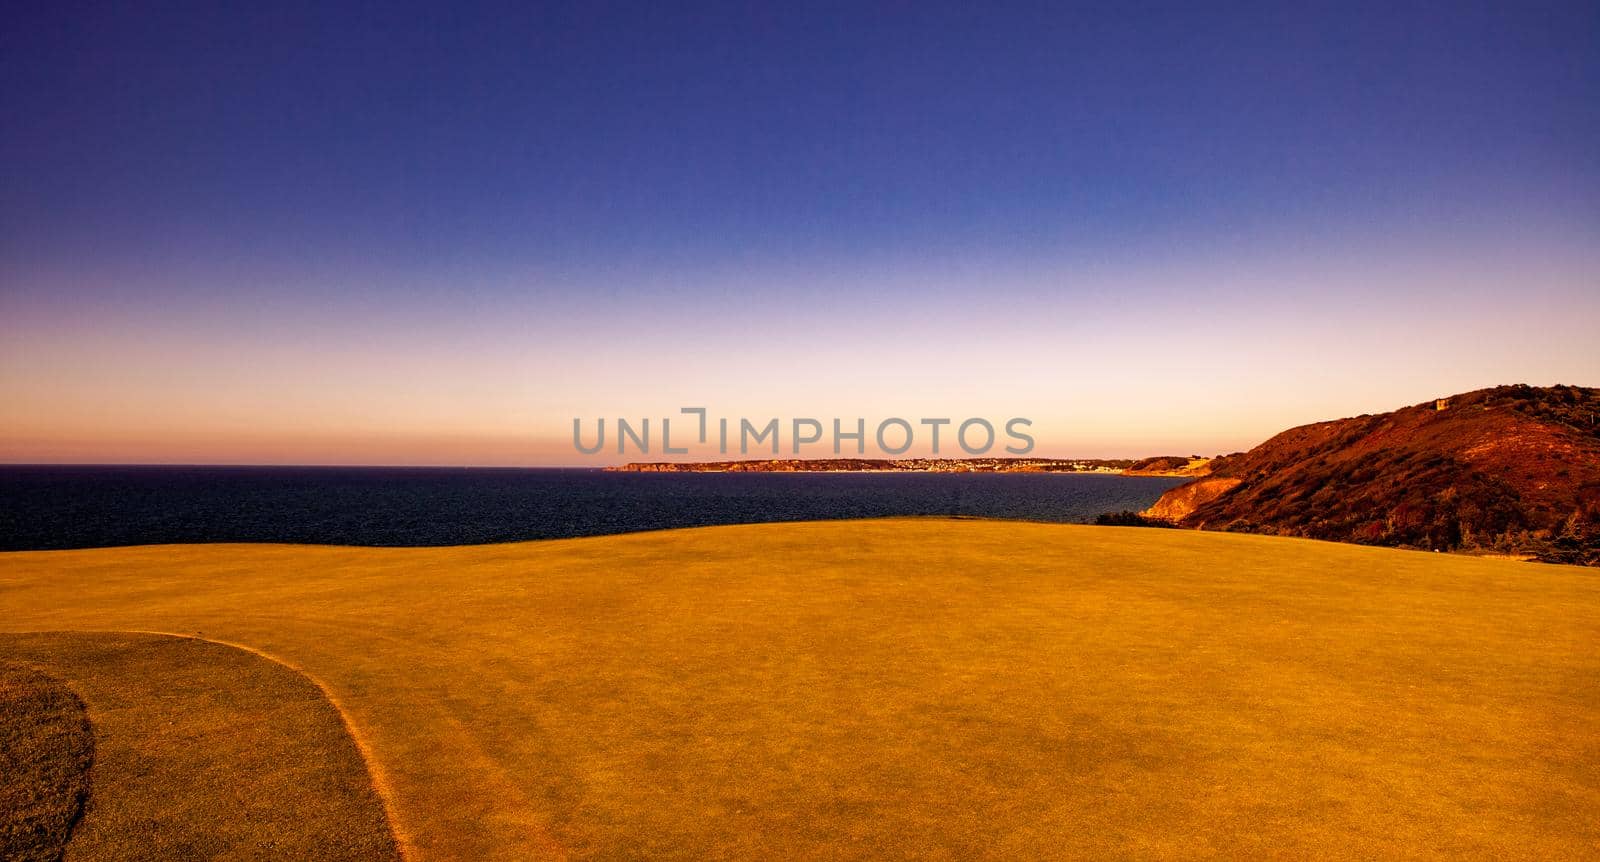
[0, 466, 1185, 550]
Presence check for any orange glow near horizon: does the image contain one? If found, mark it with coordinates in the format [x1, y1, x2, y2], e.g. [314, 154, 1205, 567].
[4, 234, 1597, 467]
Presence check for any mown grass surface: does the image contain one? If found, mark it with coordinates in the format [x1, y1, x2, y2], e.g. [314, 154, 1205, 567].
[0, 632, 400, 862]
[0, 662, 92, 862]
[2, 518, 1598, 859]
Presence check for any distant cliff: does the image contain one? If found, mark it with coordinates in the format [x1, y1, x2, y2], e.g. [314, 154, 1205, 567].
[1144, 385, 1600, 565]
[608, 458, 1137, 473]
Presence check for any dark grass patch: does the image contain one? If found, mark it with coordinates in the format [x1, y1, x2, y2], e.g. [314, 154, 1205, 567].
[0, 663, 93, 862]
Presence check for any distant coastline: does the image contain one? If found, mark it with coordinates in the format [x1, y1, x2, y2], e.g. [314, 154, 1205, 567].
[607, 457, 1210, 477]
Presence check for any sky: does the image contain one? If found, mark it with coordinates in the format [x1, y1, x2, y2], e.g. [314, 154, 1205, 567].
[2, 1, 1597, 465]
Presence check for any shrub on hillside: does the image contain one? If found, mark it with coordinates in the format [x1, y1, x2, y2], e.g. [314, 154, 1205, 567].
[1094, 511, 1173, 528]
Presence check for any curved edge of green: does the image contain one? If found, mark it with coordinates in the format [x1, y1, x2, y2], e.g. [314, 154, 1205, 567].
[0, 631, 403, 862]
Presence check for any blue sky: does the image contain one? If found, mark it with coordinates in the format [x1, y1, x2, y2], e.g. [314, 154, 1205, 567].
[3, 1, 1597, 464]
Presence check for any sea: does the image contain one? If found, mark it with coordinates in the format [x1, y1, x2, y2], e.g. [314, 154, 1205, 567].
[0, 466, 1186, 551]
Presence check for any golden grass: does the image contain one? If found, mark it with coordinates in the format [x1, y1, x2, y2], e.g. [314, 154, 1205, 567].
[0, 632, 400, 861]
[0, 662, 92, 862]
[2, 518, 1598, 859]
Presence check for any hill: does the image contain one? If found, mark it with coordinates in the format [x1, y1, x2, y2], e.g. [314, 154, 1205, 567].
[4, 521, 1599, 859]
[1122, 455, 1213, 477]
[1145, 385, 1600, 564]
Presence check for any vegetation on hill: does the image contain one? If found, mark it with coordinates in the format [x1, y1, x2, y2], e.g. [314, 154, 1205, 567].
[1146, 385, 1600, 564]
[1092, 509, 1174, 527]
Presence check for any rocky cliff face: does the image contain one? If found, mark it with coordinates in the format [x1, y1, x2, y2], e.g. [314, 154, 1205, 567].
[1144, 385, 1600, 565]
[1142, 477, 1240, 520]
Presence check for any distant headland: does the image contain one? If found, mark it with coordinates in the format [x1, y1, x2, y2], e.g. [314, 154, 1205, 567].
[607, 456, 1211, 477]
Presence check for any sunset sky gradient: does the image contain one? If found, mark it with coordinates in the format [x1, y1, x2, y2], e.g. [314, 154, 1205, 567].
[3, 2, 1597, 465]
